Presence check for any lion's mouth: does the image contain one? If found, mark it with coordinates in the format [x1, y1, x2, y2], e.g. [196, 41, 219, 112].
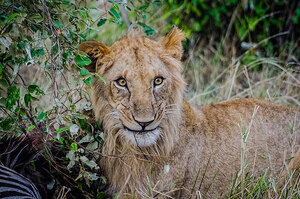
[122, 126, 161, 147]
[124, 126, 158, 134]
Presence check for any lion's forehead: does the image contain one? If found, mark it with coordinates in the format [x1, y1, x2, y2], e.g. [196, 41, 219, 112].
[109, 47, 168, 81]
[113, 45, 160, 64]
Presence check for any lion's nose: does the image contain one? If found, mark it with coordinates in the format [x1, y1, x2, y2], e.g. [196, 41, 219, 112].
[136, 120, 154, 128]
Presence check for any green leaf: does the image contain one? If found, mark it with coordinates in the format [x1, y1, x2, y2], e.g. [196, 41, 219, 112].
[79, 10, 87, 19]
[293, 8, 300, 24]
[95, 73, 106, 84]
[62, 0, 71, 5]
[153, 0, 162, 6]
[71, 142, 78, 151]
[17, 42, 26, 48]
[37, 112, 46, 121]
[74, 55, 92, 67]
[109, 8, 120, 19]
[26, 125, 35, 132]
[36, 48, 45, 56]
[83, 76, 93, 85]
[97, 18, 107, 27]
[28, 85, 44, 95]
[138, 5, 148, 11]
[80, 68, 89, 76]
[109, 18, 122, 24]
[30, 13, 43, 23]
[248, 17, 258, 31]
[56, 126, 70, 133]
[24, 93, 31, 107]
[137, 22, 156, 35]
[7, 13, 18, 23]
[53, 20, 63, 29]
[5, 86, 20, 110]
[236, 21, 247, 40]
[78, 34, 86, 41]
[125, 6, 131, 11]
[0, 118, 13, 131]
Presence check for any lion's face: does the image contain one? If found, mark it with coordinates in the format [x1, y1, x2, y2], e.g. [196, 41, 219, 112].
[79, 27, 185, 147]
[105, 51, 173, 146]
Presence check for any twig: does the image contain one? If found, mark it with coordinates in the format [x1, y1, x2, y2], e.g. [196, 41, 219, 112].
[49, 97, 83, 121]
[119, 4, 129, 28]
[39, 0, 58, 38]
[227, 61, 240, 100]
[39, 0, 60, 98]
[243, 65, 253, 97]
[7, 64, 27, 87]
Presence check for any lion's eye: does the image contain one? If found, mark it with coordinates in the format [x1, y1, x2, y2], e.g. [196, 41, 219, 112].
[116, 78, 127, 87]
[154, 77, 164, 86]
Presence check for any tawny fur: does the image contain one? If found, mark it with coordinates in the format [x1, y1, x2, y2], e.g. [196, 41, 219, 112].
[79, 27, 300, 198]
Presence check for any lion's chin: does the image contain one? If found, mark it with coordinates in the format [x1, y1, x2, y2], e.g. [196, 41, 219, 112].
[122, 128, 161, 147]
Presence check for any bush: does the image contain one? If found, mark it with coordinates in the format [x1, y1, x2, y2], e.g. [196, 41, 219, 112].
[164, 0, 300, 58]
[0, 0, 159, 198]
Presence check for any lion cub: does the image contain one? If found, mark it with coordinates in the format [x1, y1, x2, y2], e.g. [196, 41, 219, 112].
[79, 27, 300, 198]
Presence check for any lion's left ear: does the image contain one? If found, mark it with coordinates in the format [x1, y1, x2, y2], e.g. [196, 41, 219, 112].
[78, 41, 110, 72]
[161, 26, 185, 60]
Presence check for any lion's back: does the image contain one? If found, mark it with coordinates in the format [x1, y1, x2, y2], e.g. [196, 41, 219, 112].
[181, 98, 300, 197]
[199, 98, 300, 168]
[200, 98, 299, 141]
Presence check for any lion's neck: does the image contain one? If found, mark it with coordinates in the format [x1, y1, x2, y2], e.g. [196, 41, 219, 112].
[181, 98, 198, 128]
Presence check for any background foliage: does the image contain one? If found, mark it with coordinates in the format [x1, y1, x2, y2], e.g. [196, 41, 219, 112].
[0, 0, 299, 198]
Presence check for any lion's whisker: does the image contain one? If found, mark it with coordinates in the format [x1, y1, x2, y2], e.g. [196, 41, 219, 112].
[165, 109, 180, 112]
[166, 104, 177, 108]
[105, 111, 120, 120]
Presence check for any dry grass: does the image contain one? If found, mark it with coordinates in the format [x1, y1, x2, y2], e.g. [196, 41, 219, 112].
[179, 33, 300, 198]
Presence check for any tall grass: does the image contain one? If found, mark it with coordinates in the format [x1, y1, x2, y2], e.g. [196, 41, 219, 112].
[184, 39, 300, 108]
[179, 27, 300, 199]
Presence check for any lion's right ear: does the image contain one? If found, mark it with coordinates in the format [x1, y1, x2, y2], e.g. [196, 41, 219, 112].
[78, 41, 110, 72]
[161, 26, 185, 60]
